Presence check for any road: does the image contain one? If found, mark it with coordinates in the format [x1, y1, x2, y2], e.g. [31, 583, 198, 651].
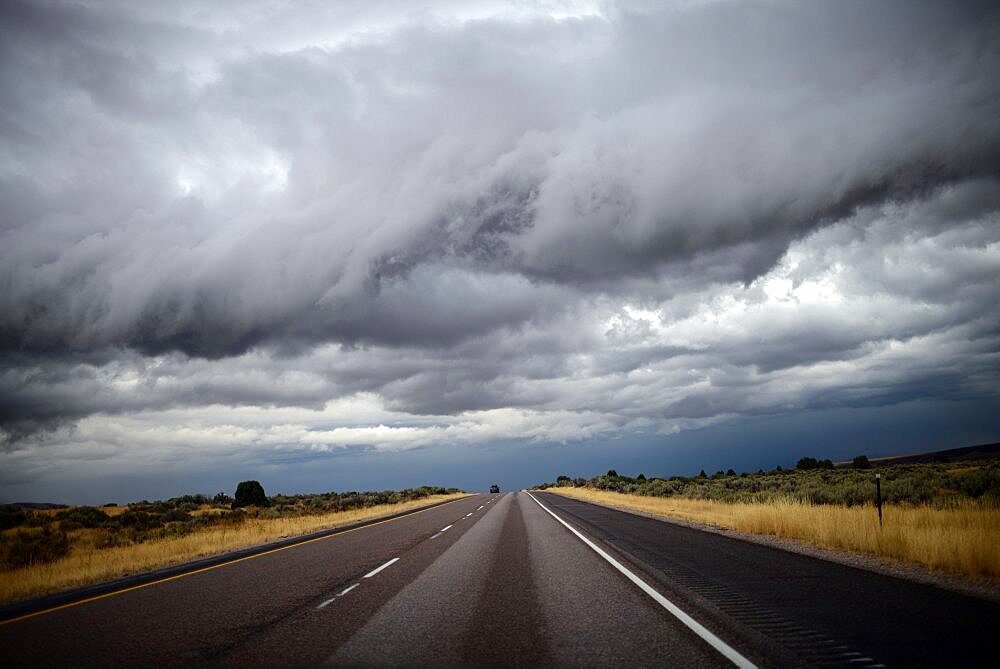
[1, 491, 997, 667]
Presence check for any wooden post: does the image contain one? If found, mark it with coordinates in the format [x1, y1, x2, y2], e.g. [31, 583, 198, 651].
[875, 473, 883, 527]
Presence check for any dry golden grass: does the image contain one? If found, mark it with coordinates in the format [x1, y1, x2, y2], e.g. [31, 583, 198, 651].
[0, 493, 467, 604]
[545, 487, 1000, 581]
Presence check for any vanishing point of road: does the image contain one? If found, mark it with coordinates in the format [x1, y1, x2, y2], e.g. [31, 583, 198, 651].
[2, 491, 997, 667]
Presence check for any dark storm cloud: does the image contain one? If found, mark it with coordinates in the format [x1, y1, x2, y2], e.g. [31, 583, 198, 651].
[2, 0, 999, 358]
[1, 0, 999, 458]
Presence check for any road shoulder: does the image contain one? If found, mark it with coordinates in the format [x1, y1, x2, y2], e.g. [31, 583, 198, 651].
[539, 489, 1000, 604]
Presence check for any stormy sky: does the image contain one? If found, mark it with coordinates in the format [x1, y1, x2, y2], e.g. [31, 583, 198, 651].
[2, 0, 999, 503]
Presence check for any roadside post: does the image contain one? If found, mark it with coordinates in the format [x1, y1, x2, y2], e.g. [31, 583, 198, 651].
[875, 473, 883, 527]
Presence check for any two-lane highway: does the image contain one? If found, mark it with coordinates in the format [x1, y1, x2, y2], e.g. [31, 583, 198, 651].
[2, 491, 998, 667]
[327, 491, 732, 667]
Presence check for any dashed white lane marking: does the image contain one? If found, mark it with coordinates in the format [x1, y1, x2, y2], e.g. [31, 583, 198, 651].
[464, 513, 473, 517]
[317, 582, 359, 609]
[478, 505, 484, 510]
[526, 492, 757, 669]
[363, 557, 400, 578]
[430, 524, 453, 539]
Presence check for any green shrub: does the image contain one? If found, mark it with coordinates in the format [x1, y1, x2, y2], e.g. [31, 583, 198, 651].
[116, 509, 161, 530]
[0, 506, 26, 530]
[3, 527, 70, 568]
[56, 506, 111, 529]
[160, 509, 192, 523]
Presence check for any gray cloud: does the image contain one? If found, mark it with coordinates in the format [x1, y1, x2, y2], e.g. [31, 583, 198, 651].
[1, 1, 999, 476]
[3, 0, 999, 357]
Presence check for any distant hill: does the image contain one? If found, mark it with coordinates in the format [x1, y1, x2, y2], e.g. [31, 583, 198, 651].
[0, 502, 69, 510]
[835, 442, 1000, 468]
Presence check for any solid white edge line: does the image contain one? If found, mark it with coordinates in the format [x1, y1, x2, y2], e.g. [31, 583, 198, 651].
[526, 492, 757, 669]
[363, 557, 400, 578]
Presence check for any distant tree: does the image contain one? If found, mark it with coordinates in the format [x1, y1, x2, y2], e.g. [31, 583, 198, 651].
[852, 455, 872, 469]
[796, 457, 835, 470]
[698, 469, 707, 478]
[232, 481, 269, 508]
[637, 473, 646, 481]
[556, 475, 571, 482]
[797, 457, 819, 470]
[712, 470, 725, 479]
[606, 469, 619, 478]
[775, 465, 783, 472]
[726, 469, 736, 477]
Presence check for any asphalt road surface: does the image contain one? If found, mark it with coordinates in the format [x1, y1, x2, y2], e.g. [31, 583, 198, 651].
[1, 491, 997, 667]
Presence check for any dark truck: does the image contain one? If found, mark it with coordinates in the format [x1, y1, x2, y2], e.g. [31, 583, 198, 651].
[489, 484, 500, 494]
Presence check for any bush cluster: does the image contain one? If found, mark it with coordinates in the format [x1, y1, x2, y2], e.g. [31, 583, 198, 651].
[55, 506, 112, 530]
[535, 458, 1000, 507]
[2, 527, 70, 569]
[796, 457, 835, 470]
[0, 506, 26, 530]
[1, 483, 462, 566]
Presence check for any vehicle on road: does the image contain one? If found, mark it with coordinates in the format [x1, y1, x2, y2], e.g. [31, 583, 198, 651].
[489, 484, 500, 493]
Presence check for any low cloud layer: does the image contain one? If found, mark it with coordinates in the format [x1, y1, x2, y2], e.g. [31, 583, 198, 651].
[2, 1, 999, 495]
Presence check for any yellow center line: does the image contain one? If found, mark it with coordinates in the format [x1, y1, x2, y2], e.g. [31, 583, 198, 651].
[0, 495, 472, 627]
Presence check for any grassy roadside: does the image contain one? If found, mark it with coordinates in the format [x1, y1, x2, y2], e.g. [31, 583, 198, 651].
[543, 487, 1000, 582]
[0, 493, 467, 605]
